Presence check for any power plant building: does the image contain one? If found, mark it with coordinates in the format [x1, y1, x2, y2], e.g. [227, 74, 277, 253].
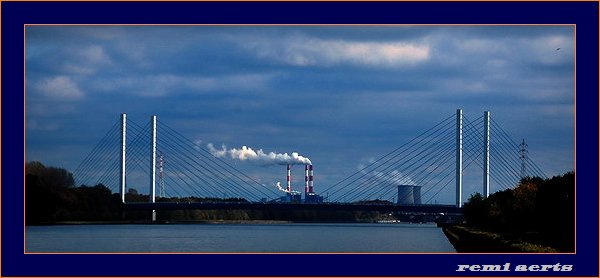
[397, 185, 422, 205]
[280, 164, 323, 203]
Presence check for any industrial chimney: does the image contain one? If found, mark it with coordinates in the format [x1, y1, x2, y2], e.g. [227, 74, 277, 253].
[309, 165, 314, 193]
[286, 164, 291, 193]
[305, 165, 309, 195]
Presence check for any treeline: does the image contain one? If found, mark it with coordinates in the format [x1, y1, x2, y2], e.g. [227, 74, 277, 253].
[26, 161, 123, 224]
[26, 161, 261, 224]
[462, 171, 574, 252]
[26, 162, 385, 224]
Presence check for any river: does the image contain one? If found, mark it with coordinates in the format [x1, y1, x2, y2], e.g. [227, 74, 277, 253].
[26, 222, 455, 253]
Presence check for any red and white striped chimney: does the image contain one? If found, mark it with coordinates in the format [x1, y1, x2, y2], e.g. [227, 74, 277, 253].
[309, 165, 314, 193]
[286, 164, 291, 193]
[304, 164, 309, 194]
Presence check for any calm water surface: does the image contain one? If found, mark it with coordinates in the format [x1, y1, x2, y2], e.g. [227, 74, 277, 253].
[26, 223, 455, 253]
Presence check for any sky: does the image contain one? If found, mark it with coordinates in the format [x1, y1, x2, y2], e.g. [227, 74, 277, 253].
[25, 25, 575, 204]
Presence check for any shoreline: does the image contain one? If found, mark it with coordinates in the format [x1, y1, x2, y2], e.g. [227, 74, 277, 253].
[27, 219, 440, 226]
[27, 220, 295, 226]
[441, 224, 560, 253]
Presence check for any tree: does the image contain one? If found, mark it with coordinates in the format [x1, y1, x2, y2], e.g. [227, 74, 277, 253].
[26, 161, 123, 224]
[461, 171, 575, 252]
[463, 192, 487, 226]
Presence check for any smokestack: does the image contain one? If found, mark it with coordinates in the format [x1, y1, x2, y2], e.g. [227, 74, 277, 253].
[309, 165, 314, 193]
[305, 165, 309, 194]
[286, 164, 291, 193]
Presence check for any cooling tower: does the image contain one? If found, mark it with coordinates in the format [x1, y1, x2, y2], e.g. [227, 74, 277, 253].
[397, 185, 415, 205]
[413, 186, 422, 205]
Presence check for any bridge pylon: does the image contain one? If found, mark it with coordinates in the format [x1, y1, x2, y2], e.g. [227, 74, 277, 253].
[120, 113, 127, 204]
[150, 115, 157, 221]
[483, 111, 490, 198]
[455, 109, 463, 208]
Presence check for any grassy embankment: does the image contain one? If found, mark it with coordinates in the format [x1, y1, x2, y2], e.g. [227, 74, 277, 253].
[442, 224, 559, 253]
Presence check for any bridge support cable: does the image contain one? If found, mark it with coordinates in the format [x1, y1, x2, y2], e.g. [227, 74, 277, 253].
[156, 119, 276, 200]
[492, 119, 547, 178]
[157, 127, 264, 199]
[462, 116, 515, 190]
[139, 125, 240, 200]
[424, 172, 456, 204]
[74, 135, 121, 191]
[489, 125, 526, 175]
[489, 145, 522, 186]
[385, 139, 456, 204]
[157, 123, 274, 201]
[470, 119, 533, 188]
[72, 121, 119, 186]
[421, 114, 513, 204]
[376, 135, 455, 202]
[330, 116, 456, 201]
[322, 114, 455, 198]
[348, 122, 455, 201]
[324, 114, 455, 201]
[139, 121, 234, 199]
[487, 124, 529, 184]
[126, 120, 199, 199]
[127, 121, 203, 199]
[158, 120, 280, 200]
[72, 121, 120, 187]
[152, 131, 246, 199]
[126, 120, 201, 199]
[408, 141, 457, 201]
[491, 118, 545, 178]
[524, 157, 547, 179]
[366, 126, 456, 202]
[420, 149, 460, 204]
[125, 120, 202, 204]
[334, 117, 455, 202]
[155, 142, 232, 199]
[90, 156, 119, 192]
[424, 138, 487, 204]
[463, 116, 519, 189]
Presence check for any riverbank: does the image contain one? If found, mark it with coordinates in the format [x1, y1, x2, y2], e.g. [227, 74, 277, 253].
[441, 224, 559, 253]
[29, 219, 296, 226]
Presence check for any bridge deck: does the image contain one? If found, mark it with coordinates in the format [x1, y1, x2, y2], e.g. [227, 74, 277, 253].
[124, 202, 462, 214]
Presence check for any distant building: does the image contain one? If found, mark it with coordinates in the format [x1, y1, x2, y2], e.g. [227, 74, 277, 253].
[280, 192, 302, 203]
[304, 193, 323, 204]
[397, 185, 422, 205]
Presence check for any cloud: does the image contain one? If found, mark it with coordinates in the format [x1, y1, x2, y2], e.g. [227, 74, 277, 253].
[91, 73, 274, 97]
[79, 45, 111, 64]
[26, 119, 60, 131]
[33, 76, 83, 100]
[247, 35, 430, 67]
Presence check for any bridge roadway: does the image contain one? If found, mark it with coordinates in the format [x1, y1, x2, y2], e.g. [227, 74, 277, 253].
[124, 202, 462, 214]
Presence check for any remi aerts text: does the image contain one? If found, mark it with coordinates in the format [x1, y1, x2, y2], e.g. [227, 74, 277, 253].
[456, 263, 572, 272]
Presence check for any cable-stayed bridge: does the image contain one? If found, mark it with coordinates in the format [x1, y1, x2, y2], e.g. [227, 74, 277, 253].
[72, 109, 546, 219]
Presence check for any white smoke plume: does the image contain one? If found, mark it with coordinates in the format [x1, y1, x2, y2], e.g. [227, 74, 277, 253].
[273, 181, 301, 194]
[274, 181, 288, 193]
[207, 143, 312, 166]
[358, 163, 416, 186]
[373, 170, 416, 186]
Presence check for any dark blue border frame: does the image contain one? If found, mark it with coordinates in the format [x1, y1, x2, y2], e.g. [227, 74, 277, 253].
[3, 2, 598, 277]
